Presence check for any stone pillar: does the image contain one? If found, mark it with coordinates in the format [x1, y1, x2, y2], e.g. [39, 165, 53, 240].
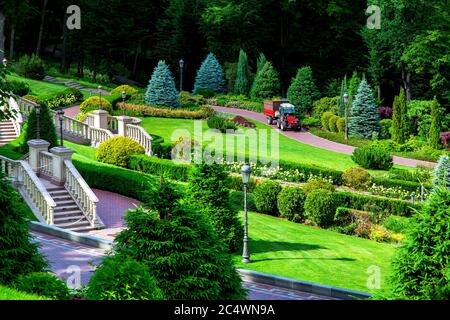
[50, 146, 74, 186]
[91, 109, 108, 130]
[27, 139, 50, 173]
[116, 116, 133, 137]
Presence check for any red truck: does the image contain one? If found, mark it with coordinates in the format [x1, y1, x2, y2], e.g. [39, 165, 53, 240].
[263, 100, 300, 131]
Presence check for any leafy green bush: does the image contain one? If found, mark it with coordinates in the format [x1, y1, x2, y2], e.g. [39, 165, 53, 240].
[17, 54, 45, 80]
[105, 93, 123, 110]
[14, 272, 70, 300]
[277, 187, 306, 222]
[80, 96, 112, 114]
[303, 177, 335, 195]
[96, 137, 145, 167]
[342, 167, 371, 190]
[207, 114, 237, 133]
[321, 112, 334, 130]
[87, 256, 163, 300]
[128, 155, 192, 181]
[4, 80, 30, 96]
[313, 97, 338, 118]
[380, 119, 392, 139]
[304, 189, 339, 228]
[228, 175, 259, 193]
[110, 84, 139, 97]
[371, 177, 425, 193]
[388, 187, 450, 299]
[253, 180, 282, 215]
[303, 116, 321, 127]
[179, 91, 207, 108]
[42, 88, 83, 110]
[382, 215, 410, 234]
[328, 115, 339, 133]
[194, 88, 216, 98]
[351, 145, 393, 170]
[336, 117, 346, 133]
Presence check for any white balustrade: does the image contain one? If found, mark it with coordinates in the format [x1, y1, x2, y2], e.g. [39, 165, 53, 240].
[38, 151, 54, 178]
[57, 115, 90, 139]
[0, 155, 56, 225]
[16, 96, 38, 120]
[107, 116, 118, 133]
[90, 126, 115, 148]
[64, 159, 98, 226]
[126, 124, 152, 156]
[85, 114, 95, 127]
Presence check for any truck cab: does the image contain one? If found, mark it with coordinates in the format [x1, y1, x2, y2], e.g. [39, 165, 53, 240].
[264, 100, 300, 131]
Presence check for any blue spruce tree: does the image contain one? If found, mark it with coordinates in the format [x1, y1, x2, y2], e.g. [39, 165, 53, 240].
[348, 80, 380, 139]
[193, 53, 226, 94]
[145, 60, 179, 107]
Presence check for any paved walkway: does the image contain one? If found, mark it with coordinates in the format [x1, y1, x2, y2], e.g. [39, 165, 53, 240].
[33, 232, 335, 300]
[213, 106, 436, 168]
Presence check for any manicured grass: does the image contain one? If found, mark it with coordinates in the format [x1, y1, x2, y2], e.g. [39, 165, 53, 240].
[0, 286, 49, 300]
[309, 128, 371, 148]
[234, 211, 396, 293]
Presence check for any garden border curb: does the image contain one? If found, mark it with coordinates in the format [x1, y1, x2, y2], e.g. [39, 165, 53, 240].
[237, 268, 371, 300]
[30, 221, 113, 250]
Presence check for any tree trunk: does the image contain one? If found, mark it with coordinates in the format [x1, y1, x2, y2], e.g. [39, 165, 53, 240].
[0, 11, 5, 61]
[60, 12, 68, 73]
[401, 62, 412, 102]
[36, 0, 48, 56]
[132, 42, 140, 78]
[9, 24, 15, 61]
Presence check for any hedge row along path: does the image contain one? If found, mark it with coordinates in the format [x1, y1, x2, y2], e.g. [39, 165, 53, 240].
[213, 106, 436, 168]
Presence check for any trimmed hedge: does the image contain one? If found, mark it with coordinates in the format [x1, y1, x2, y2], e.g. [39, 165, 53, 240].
[371, 177, 426, 193]
[128, 155, 192, 181]
[122, 103, 215, 119]
[332, 191, 421, 217]
[277, 159, 344, 185]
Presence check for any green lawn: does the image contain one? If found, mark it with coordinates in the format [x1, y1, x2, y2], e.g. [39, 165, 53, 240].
[0, 286, 49, 300]
[234, 211, 396, 293]
[139, 117, 410, 174]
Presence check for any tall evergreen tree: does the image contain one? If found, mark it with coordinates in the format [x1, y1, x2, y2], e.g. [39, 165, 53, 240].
[233, 49, 251, 95]
[348, 80, 380, 139]
[432, 155, 450, 190]
[287, 66, 320, 116]
[21, 103, 58, 153]
[145, 60, 179, 108]
[391, 88, 410, 144]
[255, 52, 267, 75]
[347, 71, 360, 107]
[428, 97, 442, 149]
[193, 53, 226, 94]
[337, 75, 348, 117]
[250, 61, 280, 100]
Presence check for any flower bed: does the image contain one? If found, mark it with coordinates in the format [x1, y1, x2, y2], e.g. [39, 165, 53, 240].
[122, 103, 215, 119]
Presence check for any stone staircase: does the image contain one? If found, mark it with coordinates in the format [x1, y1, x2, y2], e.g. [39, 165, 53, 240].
[47, 185, 96, 232]
[0, 120, 18, 146]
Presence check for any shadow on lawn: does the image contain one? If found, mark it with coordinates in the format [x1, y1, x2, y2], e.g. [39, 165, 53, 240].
[249, 257, 356, 263]
[248, 239, 324, 254]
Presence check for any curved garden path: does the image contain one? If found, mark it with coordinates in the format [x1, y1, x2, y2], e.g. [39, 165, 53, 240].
[213, 106, 436, 168]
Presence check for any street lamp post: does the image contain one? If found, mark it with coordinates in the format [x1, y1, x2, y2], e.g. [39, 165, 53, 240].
[179, 59, 184, 92]
[98, 85, 103, 110]
[35, 105, 41, 140]
[121, 90, 127, 116]
[57, 109, 65, 146]
[241, 164, 252, 264]
[343, 93, 349, 142]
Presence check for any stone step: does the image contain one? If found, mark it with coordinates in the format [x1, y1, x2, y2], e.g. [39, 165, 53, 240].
[52, 195, 73, 202]
[55, 221, 92, 229]
[54, 215, 86, 223]
[54, 205, 80, 213]
[54, 199, 77, 206]
[66, 225, 96, 232]
[53, 209, 84, 217]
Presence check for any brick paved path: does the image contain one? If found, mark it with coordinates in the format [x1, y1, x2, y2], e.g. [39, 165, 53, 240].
[213, 106, 436, 168]
[33, 232, 336, 300]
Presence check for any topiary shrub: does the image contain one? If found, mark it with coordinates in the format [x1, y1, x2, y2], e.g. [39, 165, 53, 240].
[253, 180, 282, 215]
[321, 112, 334, 130]
[87, 256, 163, 300]
[80, 96, 112, 114]
[110, 84, 139, 97]
[277, 187, 306, 222]
[328, 115, 339, 133]
[302, 177, 335, 195]
[96, 137, 145, 167]
[342, 167, 371, 190]
[145, 60, 179, 107]
[14, 272, 70, 300]
[16, 54, 45, 80]
[351, 144, 393, 170]
[336, 117, 346, 133]
[304, 189, 340, 228]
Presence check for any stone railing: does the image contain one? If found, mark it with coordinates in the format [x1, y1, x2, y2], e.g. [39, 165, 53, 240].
[64, 159, 98, 227]
[90, 126, 115, 148]
[107, 116, 118, 133]
[0, 155, 56, 225]
[126, 124, 152, 155]
[85, 114, 95, 127]
[38, 151, 54, 179]
[54, 113, 90, 140]
[16, 96, 38, 120]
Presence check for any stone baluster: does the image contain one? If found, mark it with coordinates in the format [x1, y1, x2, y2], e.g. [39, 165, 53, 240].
[27, 139, 50, 174]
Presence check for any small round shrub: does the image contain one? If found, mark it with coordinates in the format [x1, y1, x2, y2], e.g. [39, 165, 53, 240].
[380, 119, 393, 139]
[62, 87, 84, 102]
[14, 272, 70, 300]
[321, 112, 334, 130]
[328, 115, 339, 133]
[351, 144, 393, 170]
[87, 256, 163, 300]
[369, 225, 391, 242]
[336, 117, 346, 133]
[312, 97, 338, 118]
[80, 96, 113, 114]
[110, 84, 139, 97]
[304, 189, 339, 228]
[4, 80, 31, 96]
[302, 178, 335, 195]
[207, 115, 237, 133]
[253, 180, 282, 215]
[277, 187, 306, 222]
[342, 167, 371, 190]
[96, 136, 145, 167]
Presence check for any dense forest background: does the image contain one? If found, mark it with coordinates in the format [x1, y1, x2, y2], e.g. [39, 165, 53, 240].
[0, 0, 448, 106]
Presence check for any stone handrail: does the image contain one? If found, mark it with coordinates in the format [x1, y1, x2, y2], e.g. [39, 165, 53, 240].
[53, 113, 90, 139]
[126, 124, 152, 155]
[16, 96, 39, 120]
[85, 114, 95, 127]
[90, 126, 115, 148]
[64, 159, 98, 226]
[107, 116, 118, 133]
[0, 155, 56, 225]
[39, 151, 54, 178]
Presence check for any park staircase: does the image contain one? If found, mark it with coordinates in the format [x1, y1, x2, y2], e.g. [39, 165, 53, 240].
[0, 120, 18, 146]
